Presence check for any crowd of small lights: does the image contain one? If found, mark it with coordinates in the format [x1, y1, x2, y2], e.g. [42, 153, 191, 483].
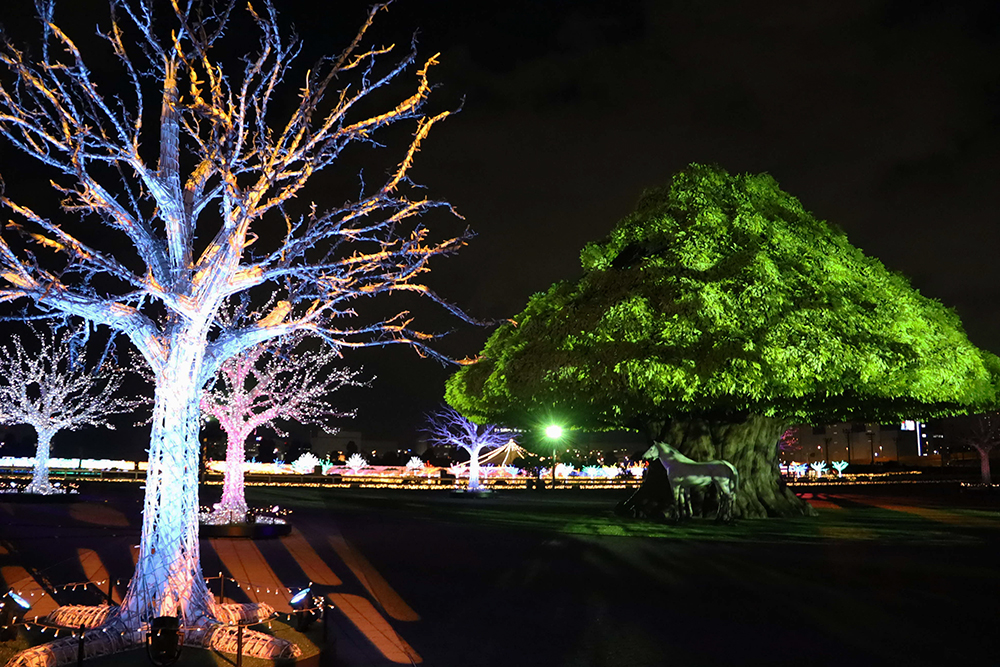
[0, 479, 79, 494]
[0, 457, 144, 471]
[198, 505, 292, 525]
[1, 574, 325, 636]
[0, 457, 647, 490]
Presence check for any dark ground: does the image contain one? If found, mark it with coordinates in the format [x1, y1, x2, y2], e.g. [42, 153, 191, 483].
[2, 483, 999, 666]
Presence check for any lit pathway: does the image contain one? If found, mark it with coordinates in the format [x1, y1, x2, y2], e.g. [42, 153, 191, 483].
[76, 548, 122, 604]
[280, 528, 342, 586]
[207, 538, 294, 613]
[0, 564, 59, 619]
[326, 591, 423, 664]
[829, 495, 1000, 528]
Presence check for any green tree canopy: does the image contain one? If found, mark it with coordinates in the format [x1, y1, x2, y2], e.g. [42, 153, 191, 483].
[448, 164, 1000, 434]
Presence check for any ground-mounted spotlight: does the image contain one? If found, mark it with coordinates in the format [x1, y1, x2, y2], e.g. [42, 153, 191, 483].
[146, 615, 183, 666]
[290, 587, 316, 631]
[0, 590, 31, 640]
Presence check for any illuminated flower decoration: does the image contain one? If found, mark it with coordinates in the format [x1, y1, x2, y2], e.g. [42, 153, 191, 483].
[582, 466, 603, 478]
[291, 452, 322, 474]
[555, 463, 576, 477]
[346, 453, 368, 473]
[406, 456, 426, 471]
[810, 461, 828, 477]
[501, 465, 520, 477]
[831, 460, 849, 477]
[628, 464, 646, 479]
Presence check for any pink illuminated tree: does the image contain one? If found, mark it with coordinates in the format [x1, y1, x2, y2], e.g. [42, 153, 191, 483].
[426, 407, 509, 491]
[0, 0, 470, 661]
[201, 336, 363, 522]
[0, 325, 140, 494]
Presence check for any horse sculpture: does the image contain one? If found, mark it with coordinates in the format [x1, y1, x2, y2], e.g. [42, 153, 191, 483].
[643, 442, 739, 522]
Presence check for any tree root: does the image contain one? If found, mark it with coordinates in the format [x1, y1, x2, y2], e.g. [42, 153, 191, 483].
[4, 603, 301, 667]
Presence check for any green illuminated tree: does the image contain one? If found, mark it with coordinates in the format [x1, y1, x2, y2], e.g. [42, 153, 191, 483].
[447, 164, 1000, 518]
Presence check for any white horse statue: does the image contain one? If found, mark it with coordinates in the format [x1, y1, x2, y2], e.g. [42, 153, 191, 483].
[643, 442, 739, 522]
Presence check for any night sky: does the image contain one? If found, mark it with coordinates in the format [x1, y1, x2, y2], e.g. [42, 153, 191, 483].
[1, 1, 998, 454]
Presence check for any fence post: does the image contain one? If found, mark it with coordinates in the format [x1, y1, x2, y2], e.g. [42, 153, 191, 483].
[77, 624, 85, 666]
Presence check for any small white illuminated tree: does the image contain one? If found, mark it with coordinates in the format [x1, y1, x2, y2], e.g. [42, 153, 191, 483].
[201, 336, 363, 522]
[0, 326, 140, 494]
[426, 407, 508, 491]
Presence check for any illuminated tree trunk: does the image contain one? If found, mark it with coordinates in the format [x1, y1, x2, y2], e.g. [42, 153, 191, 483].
[26, 426, 57, 494]
[654, 415, 816, 519]
[468, 445, 483, 490]
[119, 333, 218, 627]
[973, 444, 993, 485]
[218, 427, 251, 521]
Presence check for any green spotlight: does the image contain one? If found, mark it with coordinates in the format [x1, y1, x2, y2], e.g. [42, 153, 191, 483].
[544, 424, 564, 488]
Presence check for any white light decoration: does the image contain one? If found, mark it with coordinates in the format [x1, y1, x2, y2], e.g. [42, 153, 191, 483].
[0, 0, 471, 661]
[201, 331, 362, 522]
[0, 326, 142, 495]
[345, 454, 369, 473]
[831, 460, 849, 477]
[810, 461, 828, 477]
[290, 452, 323, 475]
[556, 463, 576, 478]
[790, 462, 808, 478]
[426, 407, 509, 492]
[405, 456, 426, 471]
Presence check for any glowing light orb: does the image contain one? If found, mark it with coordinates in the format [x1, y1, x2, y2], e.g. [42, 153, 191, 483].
[544, 425, 563, 439]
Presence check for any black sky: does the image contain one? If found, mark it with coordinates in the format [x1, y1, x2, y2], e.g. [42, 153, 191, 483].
[1, 1, 998, 454]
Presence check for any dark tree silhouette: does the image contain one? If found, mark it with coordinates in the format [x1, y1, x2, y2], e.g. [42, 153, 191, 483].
[943, 414, 1000, 485]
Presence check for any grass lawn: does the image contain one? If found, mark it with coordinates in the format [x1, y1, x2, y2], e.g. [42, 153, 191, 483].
[2, 484, 999, 666]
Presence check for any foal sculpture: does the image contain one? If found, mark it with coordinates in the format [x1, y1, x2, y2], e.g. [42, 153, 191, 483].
[643, 442, 739, 522]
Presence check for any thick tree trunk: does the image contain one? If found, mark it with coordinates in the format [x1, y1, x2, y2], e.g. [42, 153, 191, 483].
[218, 428, 250, 522]
[26, 427, 57, 494]
[656, 415, 816, 519]
[468, 445, 483, 490]
[118, 337, 218, 627]
[974, 445, 993, 485]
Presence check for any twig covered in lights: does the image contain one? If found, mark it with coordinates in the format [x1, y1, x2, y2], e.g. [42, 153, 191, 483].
[0, 325, 142, 494]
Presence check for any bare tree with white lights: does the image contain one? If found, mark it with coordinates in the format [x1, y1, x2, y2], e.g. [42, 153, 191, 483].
[201, 335, 364, 523]
[426, 406, 509, 491]
[0, 0, 469, 661]
[0, 325, 139, 494]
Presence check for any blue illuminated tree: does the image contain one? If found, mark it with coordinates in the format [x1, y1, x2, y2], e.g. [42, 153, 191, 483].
[0, 0, 468, 660]
[426, 407, 508, 491]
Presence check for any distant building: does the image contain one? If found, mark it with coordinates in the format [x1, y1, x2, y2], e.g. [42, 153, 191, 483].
[786, 422, 896, 464]
[786, 421, 941, 465]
